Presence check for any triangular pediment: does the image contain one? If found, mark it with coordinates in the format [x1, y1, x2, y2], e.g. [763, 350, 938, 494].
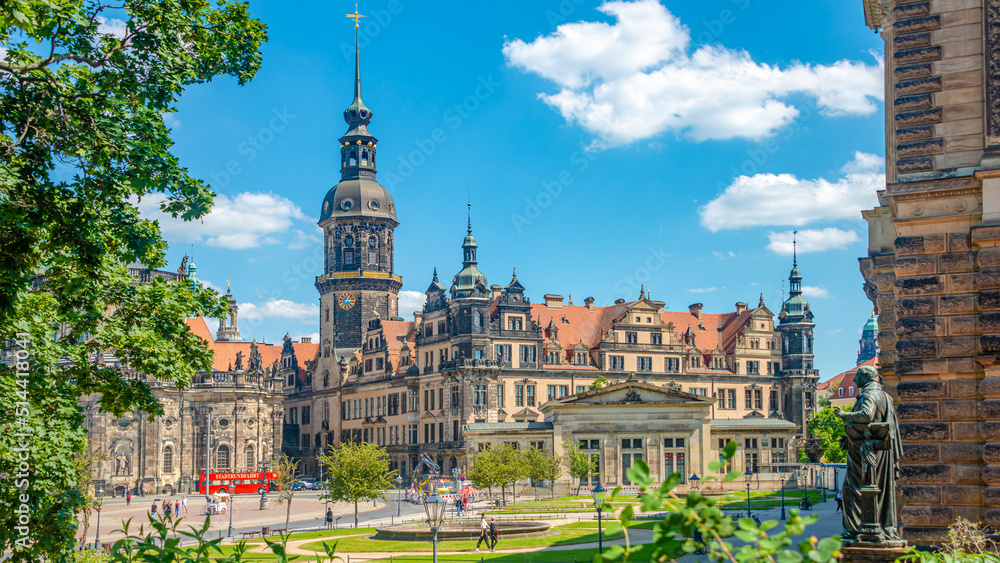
[545, 381, 712, 408]
[512, 407, 540, 420]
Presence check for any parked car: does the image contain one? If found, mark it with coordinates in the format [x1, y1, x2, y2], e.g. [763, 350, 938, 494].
[300, 478, 318, 490]
[291, 482, 305, 491]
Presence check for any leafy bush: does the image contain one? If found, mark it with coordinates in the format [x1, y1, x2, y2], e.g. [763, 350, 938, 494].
[602, 440, 841, 563]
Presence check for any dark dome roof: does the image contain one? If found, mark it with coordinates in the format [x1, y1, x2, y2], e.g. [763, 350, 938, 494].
[319, 178, 397, 224]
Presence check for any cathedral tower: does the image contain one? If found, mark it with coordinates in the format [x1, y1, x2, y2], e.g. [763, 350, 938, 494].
[777, 236, 819, 431]
[315, 15, 401, 351]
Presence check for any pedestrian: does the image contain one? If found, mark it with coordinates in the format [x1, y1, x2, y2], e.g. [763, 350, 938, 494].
[126, 491, 131, 506]
[182, 496, 188, 514]
[325, 508, 333, 529]
[475, 514, 489, 553]
[489, 516, 499, 552]
[835, 491, 843, 512]
[141, 483, 145, 497]
[175, 499, 180, 516]
[150, 502, 157, 517]
[165, 502, 172, 519]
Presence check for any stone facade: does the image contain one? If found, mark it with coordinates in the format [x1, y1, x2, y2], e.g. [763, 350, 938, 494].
[859, 0, 997, 543]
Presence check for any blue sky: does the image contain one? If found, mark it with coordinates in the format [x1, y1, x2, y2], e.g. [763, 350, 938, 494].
[139, 0, 886, 379]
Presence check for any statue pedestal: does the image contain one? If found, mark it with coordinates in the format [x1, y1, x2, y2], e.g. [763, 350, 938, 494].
[259, 496, 269, 510]
[841, 543, 908, 563]
[857, 485, 886, 544]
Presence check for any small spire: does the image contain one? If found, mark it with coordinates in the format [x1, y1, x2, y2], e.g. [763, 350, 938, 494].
[759, 293, 764, 307]
[467, 197, 472, 235]
[792, 230, 798, 267]
[432, 267, 439, 281]
[639, 285, 645, 299]
[512, 267, 517, 281]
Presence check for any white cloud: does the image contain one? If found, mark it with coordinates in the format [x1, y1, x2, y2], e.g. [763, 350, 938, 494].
[687, 287, 723, 293]
[766, 228, 860, 254]
[826, 329, 843, 335]
[162, 112, 181, 130]
[503, 0, 882, 146]
[96, 17, 128, 39]
[699, 154, 883, 232]
[292, 332, 320, 343]
[713, 250, 741, 259]
[240, 299, 318, 323]
[398, 290, 426, 320]
[841, 151, 883, 173]
[287, 227, 323, 250]
[137, 191, 313, 250]
[801, 286, 831, 298]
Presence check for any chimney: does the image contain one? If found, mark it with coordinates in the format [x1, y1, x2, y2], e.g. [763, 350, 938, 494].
[584, 296, 595, 310]
[614, 298, 626, 305]
[543, 294, 564, 309]
[300, 337, 312, 344]
[688, 303, 703, 321]
[490, 284, 502, 299]
[736, 302, 747, 314]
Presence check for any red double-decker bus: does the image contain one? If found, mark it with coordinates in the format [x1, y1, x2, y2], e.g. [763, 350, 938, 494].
[199, 468, 280, 495]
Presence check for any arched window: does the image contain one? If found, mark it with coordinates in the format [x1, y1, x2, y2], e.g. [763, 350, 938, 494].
[349, 151, 357, 166]
[344, 235, 354, 246]
[323, 370, 330, 387]
[217, 445, 230, 469]
[163, 445, 173, 473]
[245, 444, 255, 468]
[361, 150, 369, 166]
[323, 401, 330, 422]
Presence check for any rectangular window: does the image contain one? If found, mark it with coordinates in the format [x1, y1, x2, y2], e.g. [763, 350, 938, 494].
[369, 251, 377, 264]
[626, 331, 638, 344]
[497, 384, 504, 407]
[745, 438, 758, 449]
[558, 385, 569, 397]
[547, 385, 556, 401]
[770, 390, 778, 410]
[609, 355, 625, 370]
[527, 385, 536, 406]
[727, 389, 736, 410]
[745, 389, 753, 410]
[508, 317, 523, 330]
[771, 438, 784, 448]
[576, 385, 586, 394]
[754, 389, 763, 410]
[495, 344, 512, 362]
[302, 406, 311, 424]
[746, 452, 759, 473]
[439, 389, 444, 411]
[651, 333, 662, 345]
[637, 356, 652, 371]
[515, 385, 524, 407]
[665, 357, 679, 372]
[747, 361, 759, 374]
[452, 387, 459, 407]
[438, 422, 444, 443]
[453, 420, 459, 441]
[519, 345, 537, 363]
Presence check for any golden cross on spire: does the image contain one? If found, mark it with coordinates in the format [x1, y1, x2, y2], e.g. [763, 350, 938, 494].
[346, 3, 365, 28]
[226, 279, 231, 289]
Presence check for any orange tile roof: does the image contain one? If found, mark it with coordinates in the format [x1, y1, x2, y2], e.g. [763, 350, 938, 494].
[183, 317, 318, 385]
[831, 357, 879, 398]
[380, 320, 416, 368]
[523, 300, 749, 367]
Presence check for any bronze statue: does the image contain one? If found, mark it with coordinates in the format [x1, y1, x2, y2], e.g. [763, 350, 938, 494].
[834, 365, 904, 546]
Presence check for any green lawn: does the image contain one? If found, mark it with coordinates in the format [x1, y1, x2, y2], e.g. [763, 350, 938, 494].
[297, 524, 625, 553]
[360, 544, 658, 563]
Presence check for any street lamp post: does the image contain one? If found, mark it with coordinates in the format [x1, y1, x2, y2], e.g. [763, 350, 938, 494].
[423, 492, 447, 563]
[591, 484, 606, 555]
[94, 487, 104, 550]
[689, 474, 700, 492]
[228, 492, 234, 537]
[396, 476, 402, 517]
[744, 469, 753, 518]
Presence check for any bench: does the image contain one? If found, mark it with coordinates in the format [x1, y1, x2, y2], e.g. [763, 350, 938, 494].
[269, 528, 286, 536]
[240, 531, 260, 539]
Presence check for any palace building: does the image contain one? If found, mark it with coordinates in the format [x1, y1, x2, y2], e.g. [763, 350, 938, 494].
[276, 27, 822, 493]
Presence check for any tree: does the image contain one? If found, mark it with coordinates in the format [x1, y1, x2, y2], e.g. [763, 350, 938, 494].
[799, 402, 848, 463]
[73, 442, 107, 549]
[273, 455, 300, 531]
[522, 446, 563, 499]
[0, 2, 265, 559]
[467, 444, 524, 505]
[566, 441, 596, 493]
[467, 447, 500, 500]
[317, 441, 396, 528]
[589, 375, 609, 390]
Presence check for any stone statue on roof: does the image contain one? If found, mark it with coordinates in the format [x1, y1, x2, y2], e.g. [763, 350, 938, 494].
[234, 351, 244, 371]
[248, 340, 263, 373]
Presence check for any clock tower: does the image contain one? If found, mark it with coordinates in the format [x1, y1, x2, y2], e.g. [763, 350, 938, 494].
[315, 21, 401, 352]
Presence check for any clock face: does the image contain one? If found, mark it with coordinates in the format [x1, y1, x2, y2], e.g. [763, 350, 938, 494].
[339, 293, 356, 309]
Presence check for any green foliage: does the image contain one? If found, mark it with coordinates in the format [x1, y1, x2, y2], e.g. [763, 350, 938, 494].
[805, 404, 847, 463]
[467, 444, 526, 504]
[317, 441, 397, 528]
[604, 439, 842, 563]
[589, 375, 609, 390]
[565, 441, 596, 490]
[273, 454, 299, 531]
[522, 446, 563, 499]
[0, 2, 266, 559]
[100, 514, 342, 562]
